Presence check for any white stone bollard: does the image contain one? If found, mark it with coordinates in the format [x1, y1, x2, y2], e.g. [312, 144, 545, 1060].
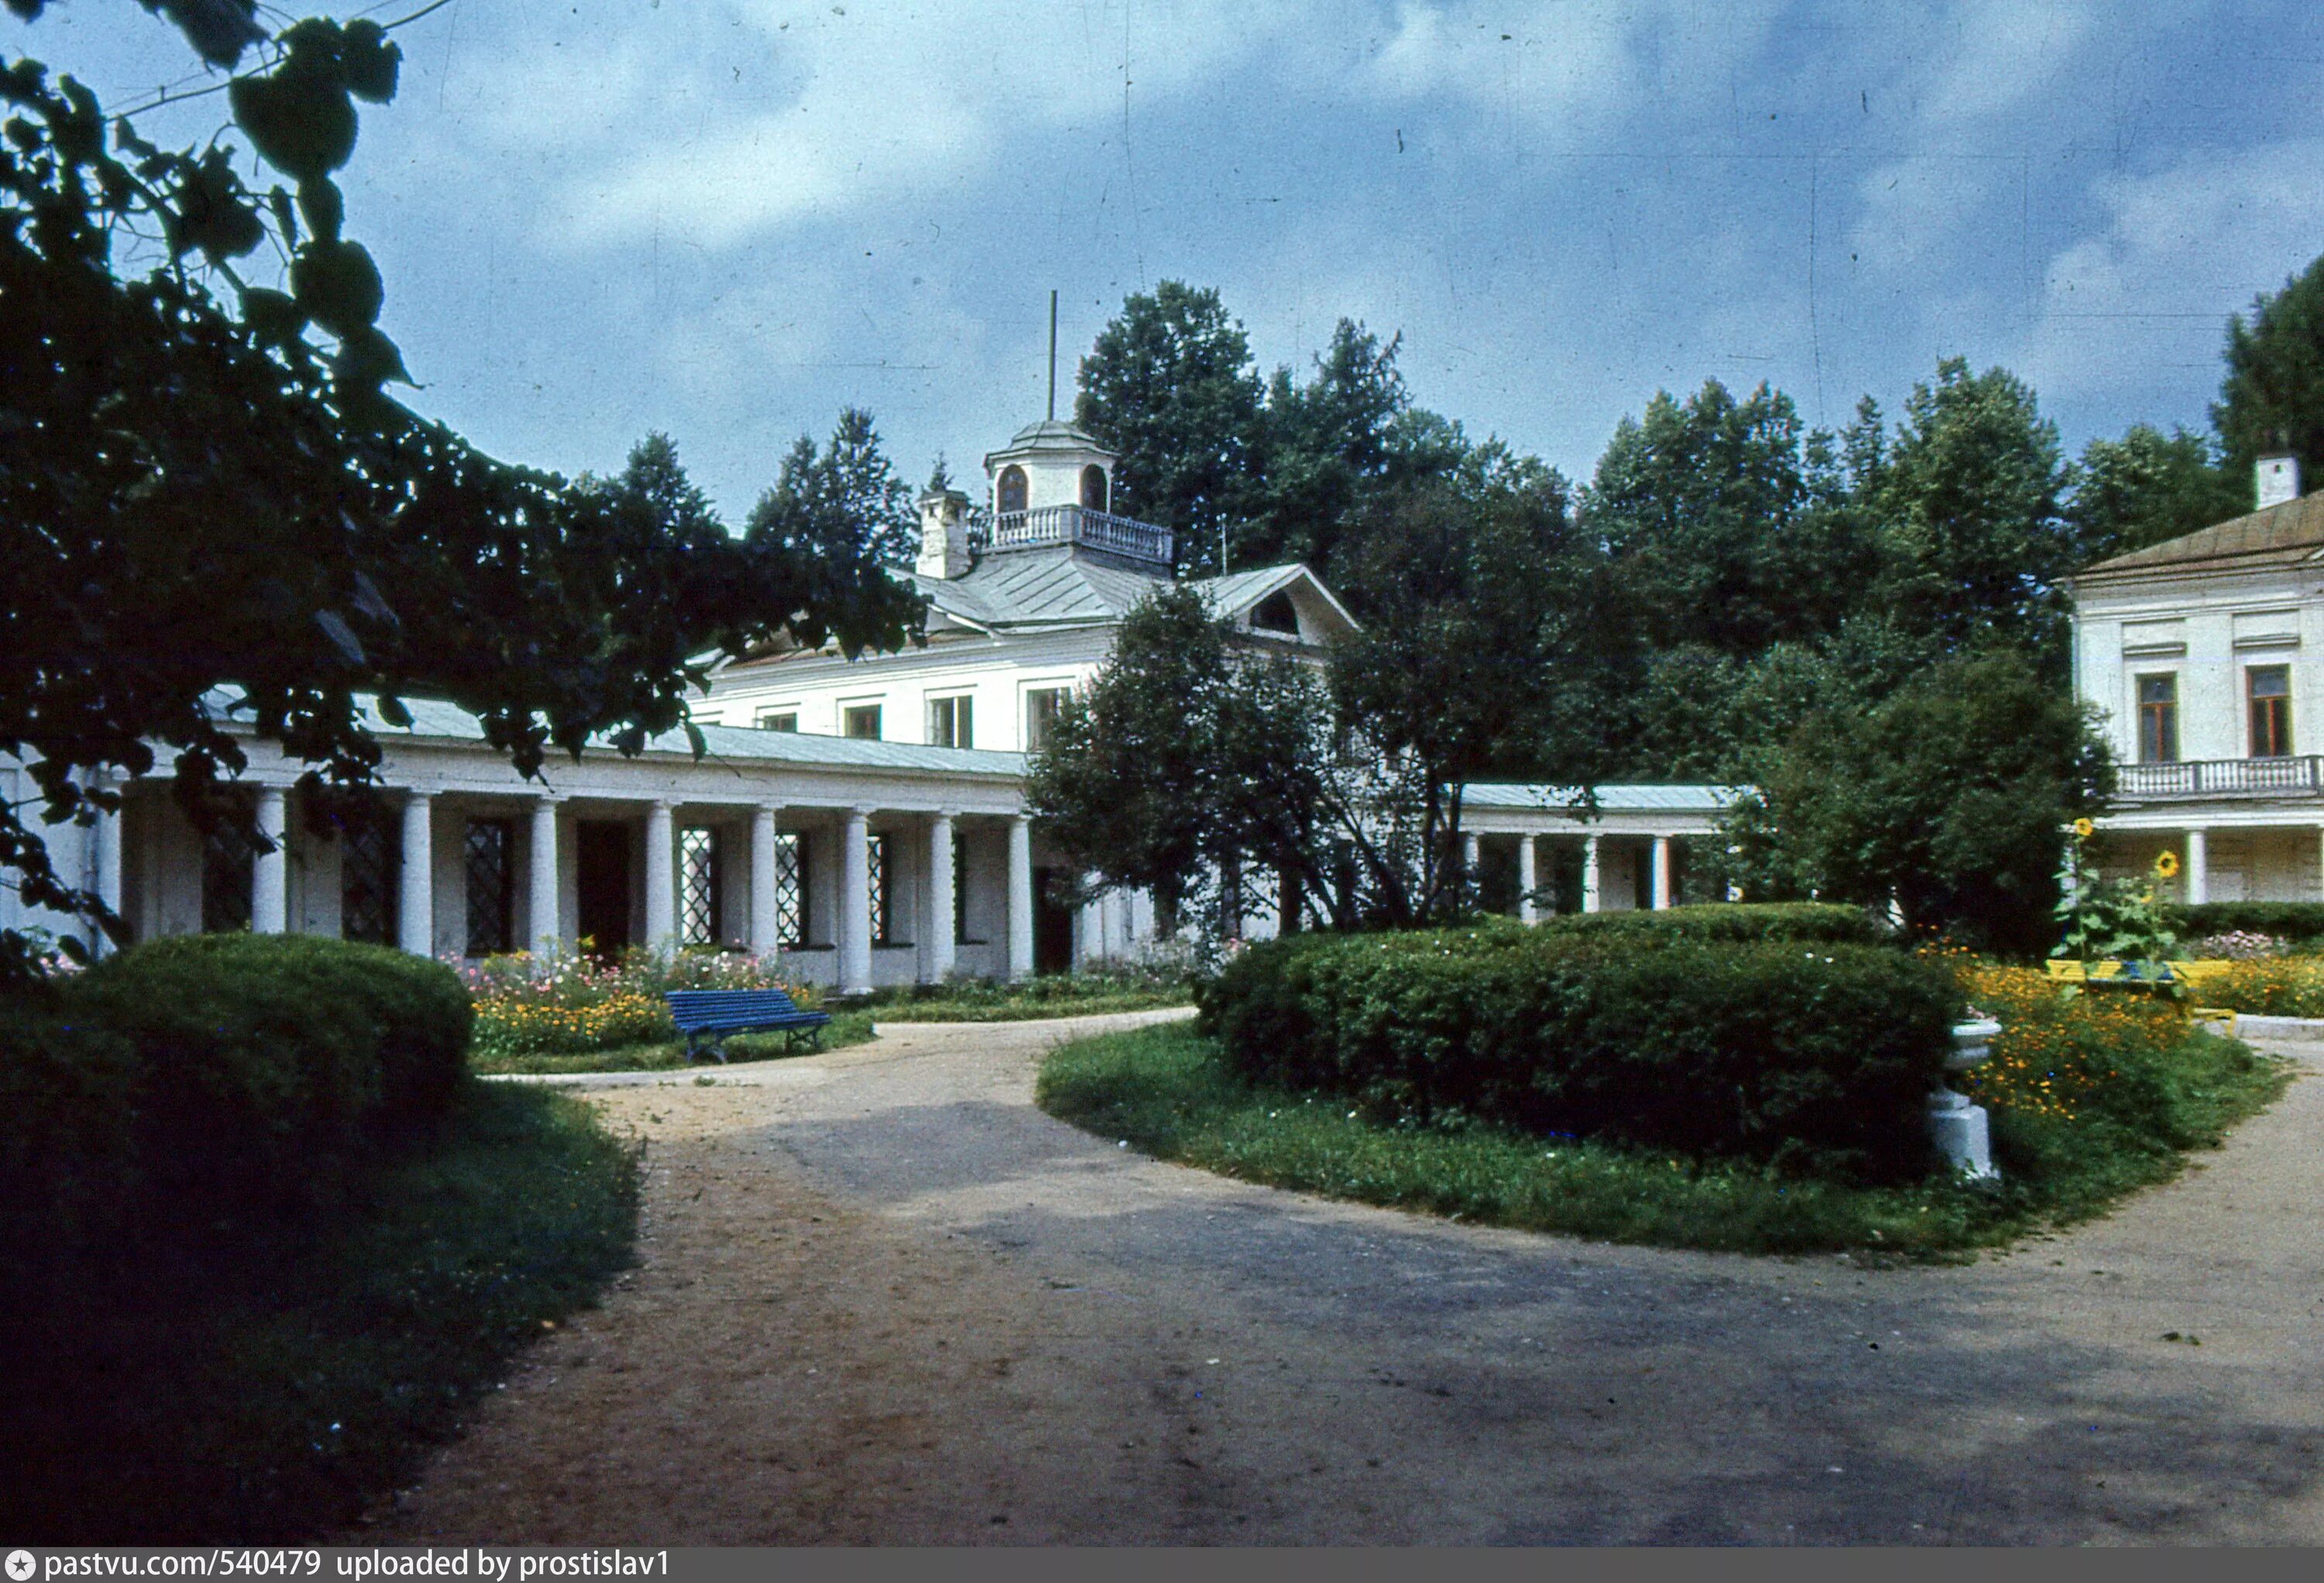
[1931, 1018, 2003, 1180]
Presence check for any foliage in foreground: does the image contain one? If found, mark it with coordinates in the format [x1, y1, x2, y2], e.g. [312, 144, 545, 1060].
[455, 946, 826, 1061]
[1038, 1015, 2286, 1258]
[0, 1080, 639, 1543]
[464, 1011, 876, 1076]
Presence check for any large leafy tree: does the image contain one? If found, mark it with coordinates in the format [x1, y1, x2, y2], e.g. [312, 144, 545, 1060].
[2215, 252, 2324, 492]
[1238, 319, 1412, 575]
[1073, 281, 1264, 577]
[0, 3, 920, 973]
[1717, 651, 2113, 955]
[2067, 424, 2245, 562]
[749, 407, 917, 568]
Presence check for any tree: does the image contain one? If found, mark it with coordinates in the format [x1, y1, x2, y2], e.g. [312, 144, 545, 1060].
[2067, 424, 2244, 562]
[2215, 252, 2324, 492]
[1870, 359, 2074, 672]
[1073, 282, 1264, 576]
[0, 4, 920, 976]
[1238, 320, 1412, 573]
[1717, 651, 2113, 955]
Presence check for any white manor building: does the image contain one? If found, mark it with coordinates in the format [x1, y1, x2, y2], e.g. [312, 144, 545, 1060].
[4, 417, 1731, 987]
[2074, 455, 2324, 902]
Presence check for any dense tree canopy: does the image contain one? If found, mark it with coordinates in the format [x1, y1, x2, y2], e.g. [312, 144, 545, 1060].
[2216, 252, 2324, 490]
[0, 3, 920, 973]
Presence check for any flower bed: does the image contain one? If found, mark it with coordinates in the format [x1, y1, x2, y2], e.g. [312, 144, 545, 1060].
[457, 947, 820, 1060]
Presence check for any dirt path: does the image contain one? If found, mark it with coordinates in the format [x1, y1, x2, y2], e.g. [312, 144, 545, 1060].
[363, 1015, 2324, 1544]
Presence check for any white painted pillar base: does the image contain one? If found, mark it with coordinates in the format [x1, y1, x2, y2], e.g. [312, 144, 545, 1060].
[1006, 815, 1034, 982]
[924, 812, 957, 984]
[398, 792, 435, 956]
[2185, 827, 2209, 907]
[528, 795, 561, 955]
[644, 800, 677, 949]
[252, 785, 289, 935]
[1581, 834, 1602, 915]
[1651, 836, 1673, 911]
[91, 774, 124, 956]
[749, 805, 781, 954]
[1517, 835, 1539, 924]
[839, 806, 872, 993]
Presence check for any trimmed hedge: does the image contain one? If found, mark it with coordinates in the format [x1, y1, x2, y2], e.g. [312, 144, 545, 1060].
[2163, 901, 2324, 947]
[1198, 928, 1961, 1180]
[1535, 901, 1888, 947]
[1, 935, 472, 1256]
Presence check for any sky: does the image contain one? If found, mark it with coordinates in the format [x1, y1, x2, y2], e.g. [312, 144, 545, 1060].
[12, 0, 2324, 521]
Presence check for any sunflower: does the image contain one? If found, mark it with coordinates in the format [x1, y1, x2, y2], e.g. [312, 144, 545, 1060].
[2072, 817, 2095, 840]
[2154, 850, 2181, 879]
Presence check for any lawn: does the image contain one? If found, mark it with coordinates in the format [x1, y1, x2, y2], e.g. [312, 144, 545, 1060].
[0, 1080, 639, 1542]
[467, 1008, 878, 1075]
[1037, 1020, 2291, 1259]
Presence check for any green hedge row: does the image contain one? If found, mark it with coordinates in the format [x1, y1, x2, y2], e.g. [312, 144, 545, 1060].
[2162, 902, 2324, 945]
[1534, 901, 1888, 946]
[1198, 926, 1961, 1180]
[1, 935, 472, 1256]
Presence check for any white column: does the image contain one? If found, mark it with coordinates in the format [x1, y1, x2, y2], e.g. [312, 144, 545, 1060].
[924, 812, 957, 984]
[528, 795, 560, 955]
[1006, 813, 1034, 981]
[91, 774, 124, 955]
[1518, 835, 1539, 925]
[252, 785, 289, 934]
[1462, 830, 1481, 908]
[839, 806, 872, 992]
[1582, 834, 1603, 915]
[397, 791, 434, 956]
[1078, 881, 1107, 967]
[1652, 836, 1673, 911]
[644, 799, 676, 949]
[2185, 827, 2209, 907]
[749, 805, 781, 954]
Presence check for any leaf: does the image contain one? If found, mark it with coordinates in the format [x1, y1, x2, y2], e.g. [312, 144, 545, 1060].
[683, 722, 708, 760]
[338, 19, 403, 104]
[295, 177, 342, 244]
[376, 695, 414, 729]
[237, 286, 306, 348]
[314, 610, 365, 665]
[228, 66, 357, 182]
[290, 239, 383, 337]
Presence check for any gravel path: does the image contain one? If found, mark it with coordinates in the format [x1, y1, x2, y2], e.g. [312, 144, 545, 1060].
[365, 1014, 2324, 1544]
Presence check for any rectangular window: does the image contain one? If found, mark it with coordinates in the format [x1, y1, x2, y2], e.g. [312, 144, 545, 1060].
[775, 831, 806, 946]
[755, 709, 799, 732]
[2250, 665, 2293, 757]
[337, 798, 398, 945]
[927, 693, 975, 749]
[463, 818, 515, 956]
[1025, 687, 1071, 753]
[866, 832, 892, 943]
[842, 703, 882, 740]
[679, 826, 722, 946]
[2137, 675, 2179, 764]
[201, 816, 256, 935]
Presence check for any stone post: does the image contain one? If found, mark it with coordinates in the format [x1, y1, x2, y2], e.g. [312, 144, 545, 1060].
[839, 806, 872, 993]
[528, 795, 561, 955]
[644, 800, 677, 949]
[1006, 814, 1034, 982]
[1581, 834, 1602, 915]
[749, 805, 781, 954]
[1518, 835, 1539, 924]
[2185, 827, 2209, 907]
[252, 785, 289, 935]
[925, 812, 957, 984]
[398, 792, 434, 956]
[1652, 836, 1673, 912]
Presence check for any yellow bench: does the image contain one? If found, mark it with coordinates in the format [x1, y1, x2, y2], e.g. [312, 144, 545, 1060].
[2042, 959, 2238, 1031]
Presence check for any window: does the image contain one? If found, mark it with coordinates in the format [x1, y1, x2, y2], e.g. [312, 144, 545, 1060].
[337, 799, 398, 945]
[842, 703, 882, 740]
[997, 464, 1028, 516]
[680, 826, 722, 946]
[775, 831, 806, 946]
[464, 818, 514, 956]
[1025, 686, 1071, 752]
[2250, 665, 2293, 757]
[2137, 675, 2179, 764]
[1080, 464, 1108, 512]
[1251, 589, 1299, 636]
[927, 694, 974, 749]
[755, 709, 798, 732]
[866, 833, 892, 944]
[201, 817, 255, 935]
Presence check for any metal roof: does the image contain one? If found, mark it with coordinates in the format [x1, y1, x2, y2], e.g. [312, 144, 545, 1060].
[914, 544, 1171, 630]
[2076, 489, 2324, 581]
[209, 691, 1029, 778]
[1460, 783, 1745, 812]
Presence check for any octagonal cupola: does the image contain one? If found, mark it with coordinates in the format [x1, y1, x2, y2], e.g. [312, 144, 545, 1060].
[982, 419, 1116, 521]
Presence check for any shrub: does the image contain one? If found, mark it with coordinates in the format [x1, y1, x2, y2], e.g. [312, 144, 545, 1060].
[6, 935, 472, 1244]
[0, 1000, 141, 1252]
[1198, 928, 1961, 1180]
[1535, 901, 1888, 947]
[2164, 901, 2324, 949]
[456, 946, 816, 1059]
[2188, 931, 2288, 961]
[2188, 956, 2324, 1017]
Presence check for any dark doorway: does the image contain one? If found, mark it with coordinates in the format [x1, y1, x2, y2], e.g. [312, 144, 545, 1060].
[576, 820, 632, 958]
[1033, 866, 1074, 975]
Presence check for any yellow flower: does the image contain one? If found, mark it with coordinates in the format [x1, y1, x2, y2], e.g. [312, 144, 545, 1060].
[2154, 850, 2181, 879]
[2073, 817, 2095, 840]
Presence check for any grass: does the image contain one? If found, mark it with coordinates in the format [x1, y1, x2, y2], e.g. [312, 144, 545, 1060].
[1037, 1021, 2293, 1259]
[0, 1080, 640, 1543]
[467, 1008, 877, 1074]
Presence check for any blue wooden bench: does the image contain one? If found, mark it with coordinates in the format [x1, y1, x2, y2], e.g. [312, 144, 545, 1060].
[665, 988, 830, 1063]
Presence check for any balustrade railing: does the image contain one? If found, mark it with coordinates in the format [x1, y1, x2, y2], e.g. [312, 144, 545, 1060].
[967, 504, 1174, 565]
[2116, 756, 2324, 799]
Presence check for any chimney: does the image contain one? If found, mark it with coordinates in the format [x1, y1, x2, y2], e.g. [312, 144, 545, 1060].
[916, 487, 972, 579]
[2257, 454, 2302, 510]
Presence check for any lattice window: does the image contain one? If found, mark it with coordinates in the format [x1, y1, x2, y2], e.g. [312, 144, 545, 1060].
[775, 831, 805, 946]
[680, 826, 722, 946]
[866, 832, 891, 944]
[200, 817, 255, 934]
[338, 800, 398, 945]
[464, 818, 514, 957]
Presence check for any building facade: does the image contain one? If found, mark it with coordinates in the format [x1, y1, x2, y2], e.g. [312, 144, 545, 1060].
[2073, 457, 2324, 901]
